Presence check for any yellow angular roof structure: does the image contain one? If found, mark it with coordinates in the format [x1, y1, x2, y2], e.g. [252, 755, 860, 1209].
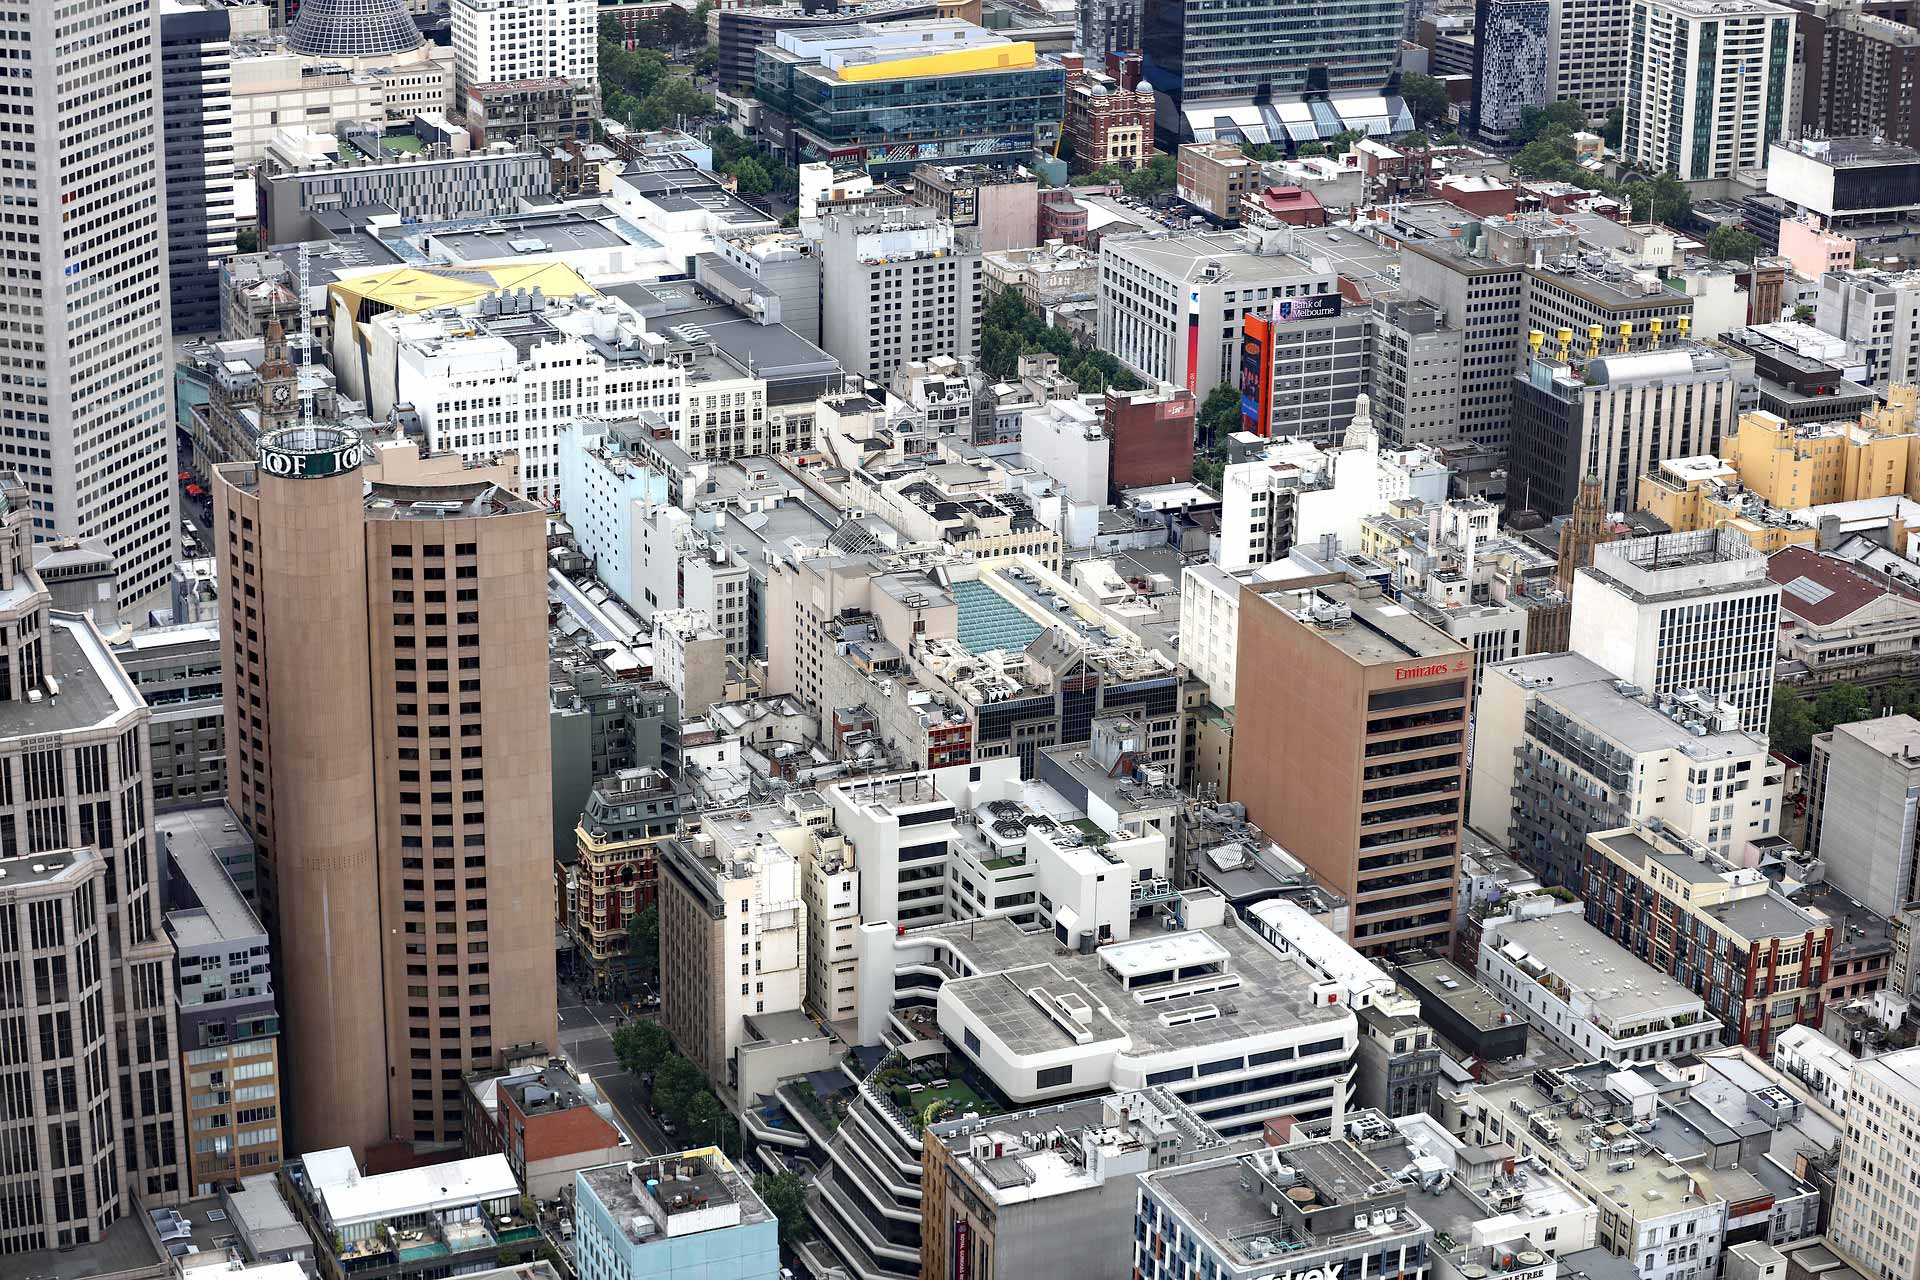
[328, 262, 597, 323]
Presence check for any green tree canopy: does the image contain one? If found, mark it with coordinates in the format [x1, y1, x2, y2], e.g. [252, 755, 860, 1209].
[652, 1055, 705, 1125]
[611, 1020, 669, 1076]
[1515, 99, 1588, 144]
[1600, 105, 1624, 147]
[1634, 172, 1694, 227]
[1121, 153, 1176, 200]
[685, 1091, 727, 1147]
[1705, 224, 1761, 262]
[754, 1172, 809, 1247]
[725, 156, 772, 196]
[1198, 383, 1241, 449]
[1399, 73, 1451, 129]
[625, 904, 659, 976]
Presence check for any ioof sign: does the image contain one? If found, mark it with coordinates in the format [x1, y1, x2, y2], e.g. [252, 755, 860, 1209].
[258, 441, 364, 480]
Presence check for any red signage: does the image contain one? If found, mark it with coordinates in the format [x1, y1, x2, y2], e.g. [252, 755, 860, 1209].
[1394, 658, 1470, 681]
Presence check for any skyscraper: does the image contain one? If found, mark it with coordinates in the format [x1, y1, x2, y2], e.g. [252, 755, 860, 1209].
[0, 472, 187, 1251]
[3, 0, 180, 608]
[1139, 0, 1406, 144]
[1623, 0, 1794, 181]
[213, 426, 556, 1155]
[160, 0, 239, 338]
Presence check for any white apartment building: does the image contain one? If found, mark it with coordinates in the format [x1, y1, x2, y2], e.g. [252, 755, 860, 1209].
[1622, 0, 1794, 182]
[6, 0, 181, 609]
[1829, 1046, 1920, 1280]
[451, 0, 597, 98]
[1019, 398, 1110, 503]
[818, 207, 983, 383]
[387, 305, 691, 505]
[1817, 269, 1920, 390]
[1772, 1024, 1855, 1113]
[1471, 649, 1784, 886]
[651, 609, 730, 716]
[1179, 562, 1256, 708]
[824, 755, 1173, 938]
[1218, 429, 1387, 571]
[659, 807, 808, 1082]
[556, 419, 673, 607]
[631, 509, 751, 657]
[1571, 529, 1782, 736]
[1477, 900, 1723, 1064]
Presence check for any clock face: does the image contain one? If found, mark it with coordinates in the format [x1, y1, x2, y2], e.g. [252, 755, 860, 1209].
[271, 383, 293, 407]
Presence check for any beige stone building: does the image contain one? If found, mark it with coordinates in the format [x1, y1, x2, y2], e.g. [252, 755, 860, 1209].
[214, 425, 554, 1155]
[0, 470, 188, 1247]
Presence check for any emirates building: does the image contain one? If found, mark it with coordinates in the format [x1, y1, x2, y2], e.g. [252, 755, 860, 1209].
[213, 426, 555, 1155]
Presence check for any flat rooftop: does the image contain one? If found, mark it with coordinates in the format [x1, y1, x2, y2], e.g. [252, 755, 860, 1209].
[161, 806, 264, 948]
[578, 1152, 772, 1243]
[0, 614, 141, 740]
[1494, 915, 1707, 1025]
[1491, 651, 1764, 758]
[1249, 579, 1470, 667]
[17, 1208, 168, 1280]
[923, 915, 1348, 1058]
[1401, 959, 1513, 1031]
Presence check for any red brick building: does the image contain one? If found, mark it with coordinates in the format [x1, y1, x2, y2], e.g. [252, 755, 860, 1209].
[1105, 384, 1196, 496]
[467, 1063, 627, 1199]
[1250, 185, 1327, 226]
[1063, 52, 1157, 172]
[1038, 188, 1089, 245]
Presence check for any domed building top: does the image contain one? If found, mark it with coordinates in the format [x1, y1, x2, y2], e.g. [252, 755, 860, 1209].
[288, 0, 423, 58]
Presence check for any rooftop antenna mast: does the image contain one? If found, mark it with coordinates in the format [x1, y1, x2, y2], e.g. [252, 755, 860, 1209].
[292, 241, 318, 427]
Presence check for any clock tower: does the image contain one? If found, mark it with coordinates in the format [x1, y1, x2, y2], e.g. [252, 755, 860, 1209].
[258, 320, 298, 434]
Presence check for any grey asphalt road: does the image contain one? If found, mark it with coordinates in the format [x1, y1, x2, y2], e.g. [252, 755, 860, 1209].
[557, 996, 674, 1155]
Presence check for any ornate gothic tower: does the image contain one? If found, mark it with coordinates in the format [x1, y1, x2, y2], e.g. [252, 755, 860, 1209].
[258, 320, 299, 435]
[1556, 470, 1613, 592]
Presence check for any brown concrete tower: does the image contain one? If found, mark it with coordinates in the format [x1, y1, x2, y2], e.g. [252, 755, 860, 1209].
[215, 425, 386, 1156]
[1230, 573, 1472, 958]
[215, 427, 555, 1155]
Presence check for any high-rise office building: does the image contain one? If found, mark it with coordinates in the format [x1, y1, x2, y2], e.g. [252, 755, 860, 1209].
[1623, 0, 1795, 181]
[1231, 574, 1471, 957]
[0, 472, 187, 1251]
[1806, 715, 1920, 918]
[2, 0, 180, 608]
[1473, 0, 1551, 141]
[1139, 0, 1406, 144]
[1569, 529, 1782, 736]
[213, 427, 556, 1156]
[1545, 0, 1634, 119]
[160, 1, 239, 338]
[819, 206, 983, 384]
[1508, 344, 1746, 518]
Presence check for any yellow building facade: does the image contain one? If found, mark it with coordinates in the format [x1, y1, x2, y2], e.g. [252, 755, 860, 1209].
[1720, 390, 1920, 508]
